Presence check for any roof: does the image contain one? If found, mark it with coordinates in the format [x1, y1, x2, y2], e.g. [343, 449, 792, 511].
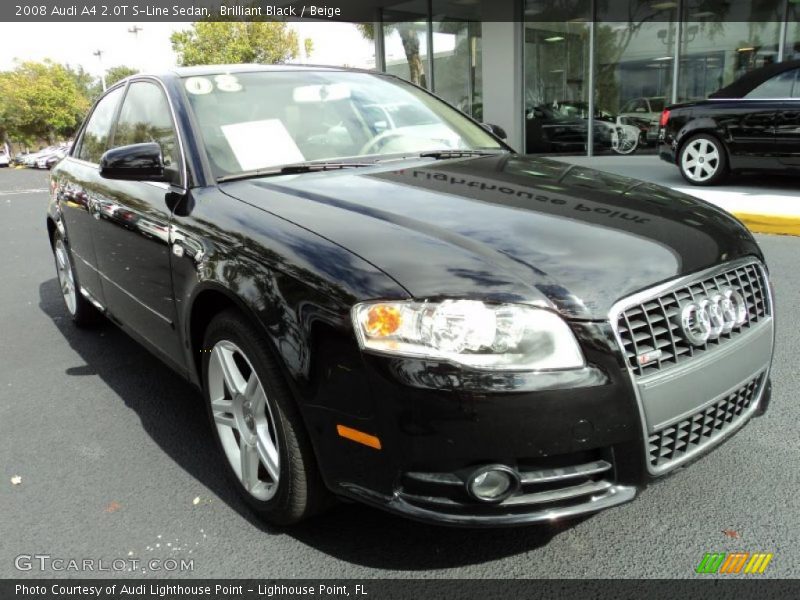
[710, 59, 800, 98]
[167, 63, 374, 77]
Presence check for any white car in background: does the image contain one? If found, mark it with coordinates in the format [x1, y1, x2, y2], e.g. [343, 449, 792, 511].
[23, 147, 56, 168]
[618, 96, 666, 144]
[35, 147, 68, 169]
[0, 147, 9, 167]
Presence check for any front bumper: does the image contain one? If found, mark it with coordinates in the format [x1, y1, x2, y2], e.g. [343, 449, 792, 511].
[307, 260, 774, 527]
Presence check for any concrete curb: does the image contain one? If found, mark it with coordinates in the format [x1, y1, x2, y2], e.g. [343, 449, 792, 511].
[731, 212, 800, 237]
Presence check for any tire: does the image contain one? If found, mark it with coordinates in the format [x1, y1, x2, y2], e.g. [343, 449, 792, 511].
[201, 310, 329, 525]
[678, 133, 728, 186]
[52, 232, 101, 327]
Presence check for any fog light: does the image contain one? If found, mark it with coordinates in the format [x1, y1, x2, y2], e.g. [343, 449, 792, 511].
[466, 465, 519, 503]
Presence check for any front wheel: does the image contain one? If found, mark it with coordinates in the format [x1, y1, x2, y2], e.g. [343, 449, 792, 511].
[202, 310, 329, 525]
[679, 134, 728, 185]
[612, 128, 639, 155]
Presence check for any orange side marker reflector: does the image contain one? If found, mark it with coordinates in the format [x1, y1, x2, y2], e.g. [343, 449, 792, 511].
[337, 424, 382, 450]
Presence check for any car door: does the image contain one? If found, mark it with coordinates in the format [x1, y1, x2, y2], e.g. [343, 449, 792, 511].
[55, 85, 125, 306]
[771, 68, 800, 166]
[91, 79, 186, 370]
[726, 69, 797, 162]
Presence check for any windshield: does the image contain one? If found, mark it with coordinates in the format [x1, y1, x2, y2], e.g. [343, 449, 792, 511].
[183, 70, 503, 179]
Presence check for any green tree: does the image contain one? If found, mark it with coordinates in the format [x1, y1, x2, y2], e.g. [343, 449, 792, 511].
[106, 65, 139, 87]
[65, 64, 101, 102]
[171, 21, 299, 66]
[0, 60, 90, 144]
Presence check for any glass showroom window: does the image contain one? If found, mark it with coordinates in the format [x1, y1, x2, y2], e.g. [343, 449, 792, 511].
[382, 1, 429, 89]
[785, 3, 800, 61]
[431, 2, 483, 120]
[524, 0, 591, 155]
[594, 1, 677, 154]
[677, 0, 783, 101]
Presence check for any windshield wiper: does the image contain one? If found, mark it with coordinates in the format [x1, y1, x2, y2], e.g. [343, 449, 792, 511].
[217, 161, 375, 183]
[416, 149, 502, 160]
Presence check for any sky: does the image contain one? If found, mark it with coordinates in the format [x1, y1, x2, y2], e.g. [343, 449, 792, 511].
[0, 21, 377, 75]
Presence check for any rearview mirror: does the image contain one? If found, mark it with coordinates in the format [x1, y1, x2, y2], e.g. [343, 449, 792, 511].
[293, 83, 351, 103]
[100, 143, 165, 181]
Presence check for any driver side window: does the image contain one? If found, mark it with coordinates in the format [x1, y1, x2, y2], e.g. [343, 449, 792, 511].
[112, 81, 182, 185]
[76, 86, 124, 164]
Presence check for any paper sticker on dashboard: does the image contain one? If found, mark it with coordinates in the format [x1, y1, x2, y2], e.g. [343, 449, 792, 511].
[221, 120, 305, 171]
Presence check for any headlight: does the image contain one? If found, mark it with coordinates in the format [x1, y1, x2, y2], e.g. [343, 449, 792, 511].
[351, 299, 585, 371]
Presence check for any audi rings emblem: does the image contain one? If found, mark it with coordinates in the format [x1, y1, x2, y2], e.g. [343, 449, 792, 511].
[678, 289, 748, 346]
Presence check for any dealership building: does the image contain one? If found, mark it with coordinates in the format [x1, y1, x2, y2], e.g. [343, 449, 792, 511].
[366, 0, 799, 154]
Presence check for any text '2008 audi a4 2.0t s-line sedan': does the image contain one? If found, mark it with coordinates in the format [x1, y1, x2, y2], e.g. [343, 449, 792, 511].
[47, 65, 775, 527]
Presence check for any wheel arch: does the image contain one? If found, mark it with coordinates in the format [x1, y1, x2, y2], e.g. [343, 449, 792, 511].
[46, 216, 57, 248]
[186, 283, 266, 387]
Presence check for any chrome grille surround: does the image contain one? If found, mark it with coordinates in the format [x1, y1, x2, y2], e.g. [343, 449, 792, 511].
[609, 257, 774, 475]
[617, 262, 769, 376]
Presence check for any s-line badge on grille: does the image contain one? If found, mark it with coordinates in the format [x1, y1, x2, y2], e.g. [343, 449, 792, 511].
[677, 289, 748, 346]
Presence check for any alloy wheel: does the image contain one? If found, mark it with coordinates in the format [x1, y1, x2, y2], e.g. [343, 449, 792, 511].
[207, 340, 281, 501]
[54, 238, 77, 315]
[681, 138, 720, 182]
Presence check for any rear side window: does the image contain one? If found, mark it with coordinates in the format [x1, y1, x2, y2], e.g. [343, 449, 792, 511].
[76, 86, 124, 164]
[746, 69, 800, 99]
[113, 81, 181, 184]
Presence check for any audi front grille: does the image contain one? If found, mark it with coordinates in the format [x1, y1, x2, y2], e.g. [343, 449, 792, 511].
[617, 262, 769, 376]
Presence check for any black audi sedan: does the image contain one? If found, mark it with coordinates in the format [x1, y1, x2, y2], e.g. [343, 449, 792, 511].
[660, 59, 800, 185]
[47, 65, 775, 527]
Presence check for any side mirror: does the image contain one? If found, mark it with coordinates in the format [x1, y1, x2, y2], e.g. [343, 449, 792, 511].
[100, 142, 165, 181]
[482, 123, 508, 140]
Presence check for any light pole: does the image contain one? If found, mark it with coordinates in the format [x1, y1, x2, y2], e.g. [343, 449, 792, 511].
[128, 25, 143, 71]
[93, 49, 106, 91]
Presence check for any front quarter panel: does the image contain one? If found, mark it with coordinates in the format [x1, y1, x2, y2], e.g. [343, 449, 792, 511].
[169, 187, 409, 417]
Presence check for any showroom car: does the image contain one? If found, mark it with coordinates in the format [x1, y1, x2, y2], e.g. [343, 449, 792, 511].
[618, 96, 665, 145]
[660, 59, 800, 185]
[526, 104, 617, 153]
[47, 65, 774, 527]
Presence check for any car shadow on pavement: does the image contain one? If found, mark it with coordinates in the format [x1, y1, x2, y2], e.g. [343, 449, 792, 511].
[39, 277, 583, 571]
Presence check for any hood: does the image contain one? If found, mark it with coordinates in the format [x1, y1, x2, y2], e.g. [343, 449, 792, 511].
[221, 155, 761, 320]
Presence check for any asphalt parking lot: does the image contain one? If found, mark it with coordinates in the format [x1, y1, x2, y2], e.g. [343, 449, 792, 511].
[1, 166, 799, 579]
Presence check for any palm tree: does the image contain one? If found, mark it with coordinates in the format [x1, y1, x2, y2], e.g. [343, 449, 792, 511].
[357, 22, 427, 87]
